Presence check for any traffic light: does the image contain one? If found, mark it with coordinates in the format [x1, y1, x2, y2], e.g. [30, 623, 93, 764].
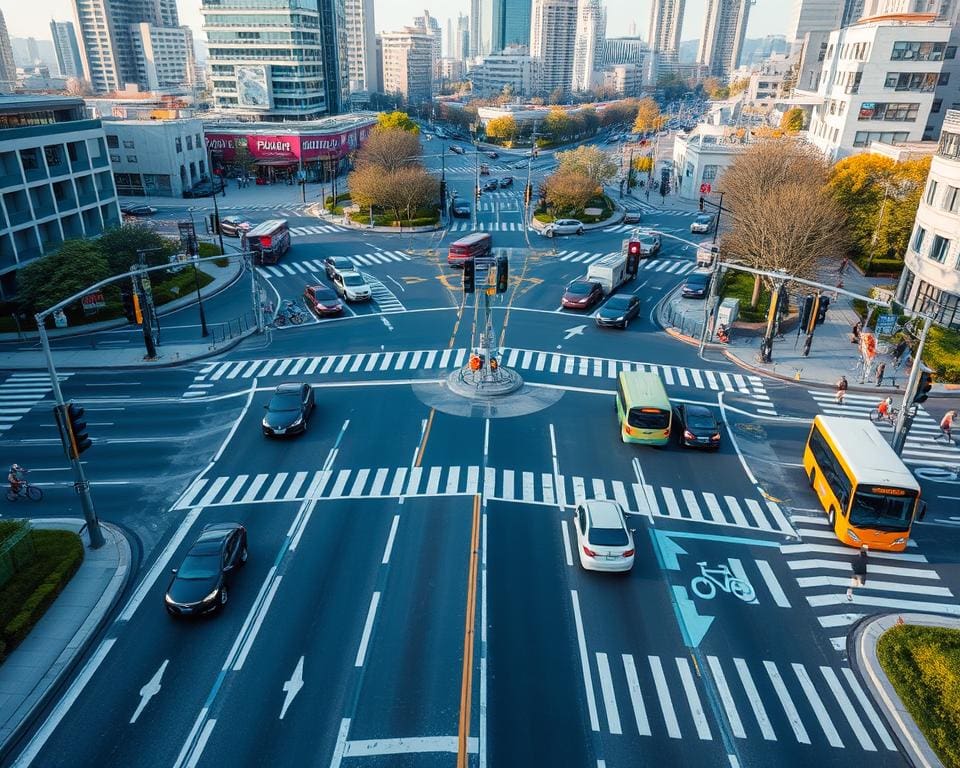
[799, 295, 815, 332]
[57, 401, 91, 458]
[475, 185, 481, 199]
[439, 179, 447, 206]
[699, 196, 705, 211]
[495, 255, 508, 294]
[815, 295, 830, 326]
[628, 240, 641, 257]
[625, 251, 639, 275]
[913, 370, 934, 404]
[121, 291, 136, 322]
[463, 257, 475, 294]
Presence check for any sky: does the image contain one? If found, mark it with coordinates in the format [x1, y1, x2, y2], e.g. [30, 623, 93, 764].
[6, 0, 784, 47]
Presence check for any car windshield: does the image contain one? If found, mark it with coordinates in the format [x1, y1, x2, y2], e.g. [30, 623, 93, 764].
[176, 553, 219, 580]
[312, 288, 335, 300]
[848, 490, 916, 532]
[333, 259, 352, 268]
[686, 275, 709, 287]
[606, 297, 632, 311]
[696, 215, 712, 224]
[343, 274, 365, 286]
[686, 410, 716, 429]
[567, 282, 593, 295]
[589, 526, 629, 546]
[640, 236, 656, 245]
[628, 408, 670, 429]
[269, 394, 302, 411]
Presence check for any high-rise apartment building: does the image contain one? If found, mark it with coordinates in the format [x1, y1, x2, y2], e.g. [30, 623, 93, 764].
[787, 0, 843, 53]
[451, 13, 470, 61]
[503, 0, 533, 49]
[470, 0, 481, 56]
[530, 0, 577, 96]
[381, 28, 434, 103]
[862, 0, 960, 20]
[50, 21, 84, 80]
[201, 0, 348, 120]
[130, 24, 195, 90]
[648, 0, 685, 55]
[697, 0, 752, 79]
[346, 0, 379, 94]
[414, 10, 443, 81]
[571, 0, 605, 92]
[0, 11, 17, 91]
[842, 0, 866, 24]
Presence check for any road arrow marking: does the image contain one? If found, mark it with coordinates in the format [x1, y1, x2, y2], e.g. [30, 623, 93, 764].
[280, 656, 305, 719]
[402, 276, 427, 285]
[652, 529, 688, 571]
[672, 585, 715, 648]
[564, 325, 586, 340]
[130, 659, 168, 723]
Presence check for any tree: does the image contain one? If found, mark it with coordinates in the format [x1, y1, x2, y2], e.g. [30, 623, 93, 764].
[780, 107, 805, 133]
[486, 115, 518, 142]
[700, 77, 725, 99]
[544, 171, 599, 214]
[547, 87, 566, 105]
[356, 127, 422, 173]
[556, 145, 618, 186]
[632, 98, 661, 134]
[16, 240, 111, 313]
[394, 166, 440, 221]
[578, 106, 600, 136]
[98, 225, 176, 276]
[347, 164, 383, 211]
[728, 78, 750, 96]
[719, 138, 850, 306]
[377, 110, 420, 133]
[542, 108, 573, 142]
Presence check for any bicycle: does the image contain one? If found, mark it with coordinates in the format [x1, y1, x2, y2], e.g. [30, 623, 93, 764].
[869, 407, 899, 427]
[273, 301, 305, 327]
[7, 481, 43, 502]
[690, 561, 755, 602]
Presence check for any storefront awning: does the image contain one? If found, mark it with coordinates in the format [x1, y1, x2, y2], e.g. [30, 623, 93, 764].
[254, 158, 297, 166]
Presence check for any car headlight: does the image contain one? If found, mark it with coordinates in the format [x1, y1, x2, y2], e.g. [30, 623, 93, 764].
[262, 418, 270, 428]
[846, 529, 861, 543]
[164, 593, 175, 604]
[291, 416, 304, 427]
[202, 588, 220, 603]
[892, 536, 906, 545]
[614, 316, 625, 322]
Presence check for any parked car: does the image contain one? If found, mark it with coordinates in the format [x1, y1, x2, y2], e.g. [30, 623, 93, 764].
[323, 255, 355, 280]
[573, 500, 635, 573]
[562, 279, 604, 310]
[674, 403, 721, 449]
[451, 200, 471, 218]
[499, 176, 514, 187]
[332, 269, 372, 302]
[123, 204, 157, 217]
[482, 180, 499, 192]
[485, 150, 499, 159]
[542, 218, 584, 238]
[690, 213, 715, 234]
[184, 178, 225, 198]
[633, 230, 662, 256]
[480, 164, 491, 175]
[304, 284, 343, 316]
[449, 145, 466, 155]
[623, 211, 642, 224]
[165, 523, 248, 616]
[681, 270, 711, 299]
[219, 215, 252, 237]
[595, 293, 640, 329]
[262, 382, 315, 437]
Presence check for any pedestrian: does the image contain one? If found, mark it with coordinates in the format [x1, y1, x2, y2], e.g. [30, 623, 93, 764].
[848, 544, 869, 600]
[940, 410, 957, 444]
[875, 362, 886, 387]
[893, 338, 909, 367]
[839, 256, 849, 275]
[835, 375, 848, 405]
[851, 321, 861, 344]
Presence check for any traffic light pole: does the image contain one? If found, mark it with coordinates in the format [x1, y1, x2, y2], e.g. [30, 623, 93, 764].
[34, 319, 104, 548]
[892, 315, 931, 455]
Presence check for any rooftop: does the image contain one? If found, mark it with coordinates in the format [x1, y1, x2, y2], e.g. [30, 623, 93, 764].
[0, 94, 85, 112]
[199, 112, 379, 133]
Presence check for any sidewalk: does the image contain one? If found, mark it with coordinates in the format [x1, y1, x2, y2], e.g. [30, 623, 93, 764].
[0, 520, 131, 757]
[850, 613, 958, 768]
[119, 179, 325, 211]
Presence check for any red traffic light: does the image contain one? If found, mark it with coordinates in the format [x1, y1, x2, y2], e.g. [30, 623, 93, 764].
[628, 241, 641, 256]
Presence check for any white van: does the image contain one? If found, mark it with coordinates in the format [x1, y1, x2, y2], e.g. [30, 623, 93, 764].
[587, 253, 631, 295]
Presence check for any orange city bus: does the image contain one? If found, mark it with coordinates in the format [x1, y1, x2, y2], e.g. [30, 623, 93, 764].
[802, 415, 925, 552]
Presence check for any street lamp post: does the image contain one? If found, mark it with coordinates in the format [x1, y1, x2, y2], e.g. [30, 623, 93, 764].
[186, 208, 209, 338]
[208, 150, 226, 256]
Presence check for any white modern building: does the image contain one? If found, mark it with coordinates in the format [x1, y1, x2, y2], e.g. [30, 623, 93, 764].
[50, 20, 84, 81]
[745, 55, 793, 109]
[102, 118, 206, 198]
[896, 110, 960, 328]
[130, 24, 196, 90]
[0, 95, 120, 295]
[345, 0, 379, 95]
[530, 0, 577, 96]
[698, 0, 752, 79]
[468, 46, 539, 97]
[571, 0, 606, 93]
[672, 124, 748, 202]
[806, 13, 952, 160]
[602, 64, 641, 96]
[648, 0, 684, 56]
[786, 0, 843, 56]
[381, 28, 434, 103]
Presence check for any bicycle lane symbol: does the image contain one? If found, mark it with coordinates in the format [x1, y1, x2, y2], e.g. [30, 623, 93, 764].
[690, 560, 758, 605]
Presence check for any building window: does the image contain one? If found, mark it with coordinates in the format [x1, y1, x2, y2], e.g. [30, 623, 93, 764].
[702, 165, 718, 181]
[932, 99, 943, 114]
[123, 140, 135, 149]
[127, 155, 138, 163]
[925, 179, 938, 205]
[891, 41, 946, 61]
[44, 146, 62, 167]
[110, 153, 121, 162]
[858, 102, 920, 121]
[175, 137, 182, 153]
[944, 186, 960, 213]
[930, 234, 950, 263]
[912, 225, 926, 252]
[186, 135, 193, 150]
[884, 72, 940, 91]
[852, 130, 910, 147]
[107, 135, 119, 148]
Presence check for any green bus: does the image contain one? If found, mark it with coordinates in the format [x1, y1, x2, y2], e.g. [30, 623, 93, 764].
[616, 371, 672, 445]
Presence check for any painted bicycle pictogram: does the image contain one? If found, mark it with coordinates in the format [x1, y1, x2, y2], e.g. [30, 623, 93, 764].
[690, 561, 755, 602]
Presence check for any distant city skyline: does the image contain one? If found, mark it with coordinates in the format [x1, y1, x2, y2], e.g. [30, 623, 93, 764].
[7, 0, 785, 48]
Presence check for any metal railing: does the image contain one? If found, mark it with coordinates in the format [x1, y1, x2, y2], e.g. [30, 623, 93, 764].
[209, 310, 257, 348]
[663, 301, 705, 341]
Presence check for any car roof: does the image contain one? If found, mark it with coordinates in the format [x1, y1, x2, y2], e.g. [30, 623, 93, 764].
[568, 279, 598, 287]
[684, 403, 713, 417]
[584, 500, 625, 529]
[609, 293, 635, 301]
[275, 382, 305, 393]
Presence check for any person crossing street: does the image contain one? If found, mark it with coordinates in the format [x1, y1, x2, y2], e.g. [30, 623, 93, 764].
[835, 375, 848, 405]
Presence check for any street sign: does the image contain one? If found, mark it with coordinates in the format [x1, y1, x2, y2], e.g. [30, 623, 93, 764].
[81, 291, 106, 314]
[875, 314, 897, 335]
[53, 309, 68, 328]
[700, 183, 712, 194]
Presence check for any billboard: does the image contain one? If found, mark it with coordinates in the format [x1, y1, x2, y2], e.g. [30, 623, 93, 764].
[236, 65, 271, 109]
[205, 123, 376, 162]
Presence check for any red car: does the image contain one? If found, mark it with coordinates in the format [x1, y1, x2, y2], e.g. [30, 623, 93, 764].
[304, 284, 343, 316]
[562, 280, 604, 310]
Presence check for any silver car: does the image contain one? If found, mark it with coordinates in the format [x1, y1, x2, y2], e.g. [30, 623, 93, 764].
[690, 213, 715, 234]
[332, 270, 372, 302]
[542, 218, 584, 238]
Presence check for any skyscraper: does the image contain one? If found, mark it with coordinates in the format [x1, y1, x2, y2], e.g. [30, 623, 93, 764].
[346, 0, 379, 94]
[453, 13, 471, 61]
[697, 0, 751, 79]
[841, 0, 865, 25]
[50, 20, 84, 80]
[571, 0, 605, 92]
[786, 0, 842, 52]
[503, 0, 532, 48]
[648, 0, 685, 54]
[0, 11, 16, 92]
[201, 0, 348, 120]
[414, 10, 443, 81]
[470, 0, 481, 56]
[381, 27, 434, 102]
[530, 0, 577, 96]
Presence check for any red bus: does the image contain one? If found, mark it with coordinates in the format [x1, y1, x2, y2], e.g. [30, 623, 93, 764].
[448, 232, 492, 267]
[243, 219, 291, 265]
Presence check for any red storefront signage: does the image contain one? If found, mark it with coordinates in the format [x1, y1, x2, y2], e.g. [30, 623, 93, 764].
[204, 125, 374, 162]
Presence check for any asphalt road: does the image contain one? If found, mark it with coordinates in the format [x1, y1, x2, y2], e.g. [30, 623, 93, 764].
[3, 133, 959, 768]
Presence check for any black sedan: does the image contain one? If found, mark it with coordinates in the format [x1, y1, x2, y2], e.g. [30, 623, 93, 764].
[165, 523, 247, 616]
[482, 180, 499, 192]
[674, 404, 722, 449]
[562, 280, 604, 310]
[499, 176, 513, 187]
[123, 204, 157, 216]
[682, 270, 711, 299]
[595, 294, 640, 329]
[452, 201, 471, 218]
[262, 382, 315, 436]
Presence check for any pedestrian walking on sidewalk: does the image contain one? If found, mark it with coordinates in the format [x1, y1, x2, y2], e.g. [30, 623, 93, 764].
[839, 257, 849, 275]
[875, 362, 886, 386]
[835, 375, 848, 405]
[851, 321, 861, 344]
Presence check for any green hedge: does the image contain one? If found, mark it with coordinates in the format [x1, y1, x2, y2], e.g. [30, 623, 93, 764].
[923, 325, 960, 384]
[855, 255, 905, 277]
[0, 530, 84, 663]
[720, 270, 771, 323]
[197, 242, 222, 258]
[877, 624, 960, 768]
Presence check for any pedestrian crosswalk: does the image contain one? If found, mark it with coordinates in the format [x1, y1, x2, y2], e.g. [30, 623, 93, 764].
[185, 347, 776, 413]
[809, 389, 960, 467]
[173, 465, 790, 533]
[553, 250, 695, 274]
[290, 224, 349, 237]
[448, 221, 529, 232]
[0, 372, 71, 435]
[583, 648, 896, 751]
[359, 271, 405, 313]
[256, 251, 411, 278]
[782, 512, 958, 651]
[221, 204, 309, 213]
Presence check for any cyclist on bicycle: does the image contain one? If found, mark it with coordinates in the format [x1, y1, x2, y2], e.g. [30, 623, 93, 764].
[8, 464, 25, 496]
[876, 397, 894, 421]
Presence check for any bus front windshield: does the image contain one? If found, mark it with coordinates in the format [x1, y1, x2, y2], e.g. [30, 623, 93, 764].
[848, 489, 916, 532]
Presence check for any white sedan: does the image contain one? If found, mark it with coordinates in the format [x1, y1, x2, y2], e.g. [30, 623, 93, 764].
[542, 218, 584, 237]
[573, 500, 635, 572]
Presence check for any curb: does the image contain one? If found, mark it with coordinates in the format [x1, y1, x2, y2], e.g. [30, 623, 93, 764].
[305, 204, 442, 233]
[0, 521, 134, 763]
[849, 613, 957, 768]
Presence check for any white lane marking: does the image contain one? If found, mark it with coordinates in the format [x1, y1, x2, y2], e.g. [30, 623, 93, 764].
[649, 655, 681, 739]
[596, 652, 622, 734]
[328, 718, 351, 768]
[676, 657, 712, 740]
[707, 656, 746, 739]
[754, 559, 792, 607]
[130, 659, 169, 724]
[792, 663, 844, 748]
[840, 667, 897, 751]
[343, 736, 479, 756]
[382, 515, 400, 564]
[355, 591, 381, 667]
[622, 654, 651, 736]
[184, 718, 217, 768]
[764, 660, 809, 743]
[233, 575, 283, 671]
[820, 666, 875, 751]
[280, 656, 305, 719]
[570, 590, 600, 732]
[560, 520, 573, 566]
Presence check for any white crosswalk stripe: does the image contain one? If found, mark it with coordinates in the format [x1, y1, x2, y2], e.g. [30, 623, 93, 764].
[289, 224, 350, 236]
[186, 346, 774, 410]
[358, 272, 405, 313]
[0, 372, 72, 434]
[582, 652, 894, 750]
[553, 250, 696, 274]
[448, 221, 527, 232]
[256, 251, 412, 278]
[808, 389, 960, 467]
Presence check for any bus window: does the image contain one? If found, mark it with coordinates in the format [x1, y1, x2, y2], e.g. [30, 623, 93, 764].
[848, 488, 917, 531]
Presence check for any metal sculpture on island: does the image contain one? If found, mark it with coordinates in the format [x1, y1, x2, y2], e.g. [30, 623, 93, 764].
[447, 253, 523, 397]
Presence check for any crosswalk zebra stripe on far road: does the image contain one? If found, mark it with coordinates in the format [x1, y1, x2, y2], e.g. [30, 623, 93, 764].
[553, 251, 695, 274]
[289, 224, 348, 236]
[0, 372, 72, 434]
[257, 251, 411, 277]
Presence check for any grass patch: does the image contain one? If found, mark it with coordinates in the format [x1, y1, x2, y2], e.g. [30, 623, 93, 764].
[349, 209, 439, 227]
[923, 324, 960, 384]
[720, 270, 770, 323]
[877, 624, 960, 767]
[0, 529, 84, 664]
[535, 194, 614, 224]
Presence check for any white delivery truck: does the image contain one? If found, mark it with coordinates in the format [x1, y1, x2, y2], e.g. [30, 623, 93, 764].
[696, 243, 720, 268]
[587, 253, 632, 295]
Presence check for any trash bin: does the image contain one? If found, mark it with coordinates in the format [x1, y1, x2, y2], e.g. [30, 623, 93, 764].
[718, 298, 739, 327]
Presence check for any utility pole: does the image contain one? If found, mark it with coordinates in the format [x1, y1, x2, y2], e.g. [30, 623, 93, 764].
[892, 315, 931, 454]
[698, 258, 724, 357]
[136, 248, 162, 350]
[712, 191, 724, 245]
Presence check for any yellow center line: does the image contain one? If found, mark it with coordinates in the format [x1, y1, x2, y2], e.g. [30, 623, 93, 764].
[457, 494, 481, 767]
[414, 408, 436, 468]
